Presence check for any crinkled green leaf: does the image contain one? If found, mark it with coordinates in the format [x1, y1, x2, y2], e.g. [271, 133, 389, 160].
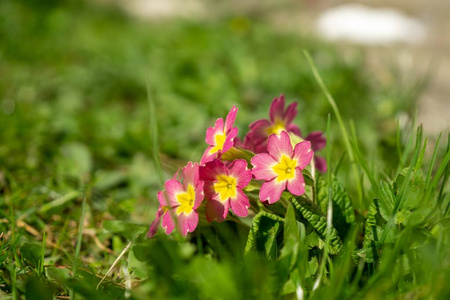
[316, 175, 355, 226]
[330, 175, 355, 224]
[245, 212, 283, 259]
[291, 196, 343, 254]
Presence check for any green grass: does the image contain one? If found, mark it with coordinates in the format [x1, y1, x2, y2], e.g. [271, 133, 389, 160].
[1, 0, 449, 299]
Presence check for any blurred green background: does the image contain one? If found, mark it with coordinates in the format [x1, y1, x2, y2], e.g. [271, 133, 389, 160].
[1, 0, 441, 298]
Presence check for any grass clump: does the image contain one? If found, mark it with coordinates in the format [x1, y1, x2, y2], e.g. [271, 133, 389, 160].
[1, 1, 448, 299]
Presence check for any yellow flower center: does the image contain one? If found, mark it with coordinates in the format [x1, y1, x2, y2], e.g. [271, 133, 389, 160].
[266, 119, 286, 135]
[272, 155, 297, 182]
[210, 133, 226, 154]
[176, 184, 196, 215]
[213, 174, 237, 202]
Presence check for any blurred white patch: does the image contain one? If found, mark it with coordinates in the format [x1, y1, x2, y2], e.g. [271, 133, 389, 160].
[296, 285, 304, 300]
[316, 3, 426, 45]
[124, 0, 205, 19]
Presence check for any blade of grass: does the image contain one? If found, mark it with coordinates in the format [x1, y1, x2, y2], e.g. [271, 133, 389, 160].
[97, 241, 132, 290]
[39, 191, 81, 214]
[70, 192, 87, 300]
[437, 133, 450, 206]
[40, 231, 46, 277]
[380, 126, 422, 244]
[349, 130, 381, 198]
[304, 50, 363, 210]
[414, 137, 428, 171]
[326, 114, 331, 183]
[334, 152, 346, 176]
[428, 137, 450, 206]
[296, 222, 308, 298]
[396, 119, 403, 165]
[425, 133, 442, 190]
[398, 111, 418, 172]
[312, 114, 333, 293]
[312, 189, 333, 292]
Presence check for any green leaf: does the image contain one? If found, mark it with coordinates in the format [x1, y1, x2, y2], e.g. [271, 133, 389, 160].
[277, 202, 300, 288]
[302, 169, 314, 186]
[20, 243, 43, 269]
[24, 277, 54, 300]
[378, 181, 395, 221]
[291, 196, 343, 254]
[244, 212, 283, 258]
[103, 220, 147, 241]
[395, 168, 426, 210]
[316, 176, 328, 212]
[282, 201, 300, 262]
[330, 175, 355, 224]
[316, 175, 355, 226]
[402, 207, 433, 227]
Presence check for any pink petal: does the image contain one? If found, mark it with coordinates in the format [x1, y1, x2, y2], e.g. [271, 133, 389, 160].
[224, 105, 238, 132]
[147, 206, 164, 238]
[157, 190, 169, 207]
[284, 102, 298, 124]
[286, 123, 302, 137]
[203, 180, 216, 200]
[200, 160, 225, 200]
[178, 211, 199, 236]
[306, 131, 326, 151]
[162, 211, 175, 235]
[234, 136, 245, 148]
[163, 179, 185, 207]
[182, 162, 199, 187]
[205, 118, 224, 145]
[201, 146, 217, 165]
[244, 132, 268, 154]
[260, 179, 286, 204]
[205, 198, 229, 222]
[267, 131, 293, 161]
[199, 159, 224, 182]
[248, 119, 271, 141]
[287, 168, 306, 196]
[293, 141, 314, 170]
[193, 181, 205, 210]
[251, 153, 278, 181]
[222, 127, 238, 153]
[314, 156, 327, 173]
[269, 95, 285, 123]
[230, 189, 249, 217]
[253, 140, 269, 154]
[228, 159, 252, 188]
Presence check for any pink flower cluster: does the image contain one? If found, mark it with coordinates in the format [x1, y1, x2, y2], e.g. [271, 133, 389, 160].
[148, 95, 326, 237]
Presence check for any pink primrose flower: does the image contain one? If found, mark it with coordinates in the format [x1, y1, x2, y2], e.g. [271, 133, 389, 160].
[201, 106, 239, 164]
[147, 204, 171, 238]
[154, 162, 204, 236]
[245, 95, 301, 153]
[251, 131, 313, 204]
[244, 95, 327, 172]
[199, 159, 251, 222]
